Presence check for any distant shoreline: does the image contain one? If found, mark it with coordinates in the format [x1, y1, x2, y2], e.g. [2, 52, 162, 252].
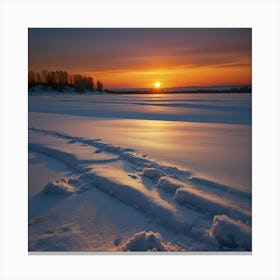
[28, 85, 252, 95]
[106, 87, 252, 95]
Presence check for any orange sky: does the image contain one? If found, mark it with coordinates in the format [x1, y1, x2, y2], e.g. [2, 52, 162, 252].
[29, 28, 252, 88]
[84, 63, 251, 88]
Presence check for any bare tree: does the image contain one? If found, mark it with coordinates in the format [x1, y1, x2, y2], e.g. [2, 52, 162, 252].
[97, 80, 103, 92]
[28, 69, 104, 93]
[40, 70, 48, 84]
[35, 72, 41, 84]
[28, 70, 36, 86]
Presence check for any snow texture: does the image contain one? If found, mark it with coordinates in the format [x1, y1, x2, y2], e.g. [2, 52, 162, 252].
[142, 167, 164, 180]
[78, 172, 188, 232]
[43, 178, 75, 195]
[209, 215, 251, 250]
[28, 93, 252, 251]
[174, 187, 250, 223]
[156, 177, 182, 194]
[189, 176, 251, 199]
[29, 128, 251, 242]
[121, 231, 180, 251]
[34, 224, 88, 251]
[29, 143, 86, 173]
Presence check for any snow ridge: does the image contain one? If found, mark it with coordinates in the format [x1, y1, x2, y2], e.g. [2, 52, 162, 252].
[29, 127, 250, 199]
[209, 215, 251, 250]
[120, 231, 182, 251]
[29, 127, 252, 250]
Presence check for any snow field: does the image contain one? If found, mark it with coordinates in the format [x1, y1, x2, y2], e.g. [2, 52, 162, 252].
[29, 127, 251, 250]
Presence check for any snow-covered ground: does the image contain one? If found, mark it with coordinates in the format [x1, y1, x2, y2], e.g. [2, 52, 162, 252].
[28, 92, 252, 252]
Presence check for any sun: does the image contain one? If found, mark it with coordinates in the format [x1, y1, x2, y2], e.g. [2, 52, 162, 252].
[154, 82, 161, 88]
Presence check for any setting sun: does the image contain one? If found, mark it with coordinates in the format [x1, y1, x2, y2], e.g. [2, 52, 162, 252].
[155, 82, 161, 88]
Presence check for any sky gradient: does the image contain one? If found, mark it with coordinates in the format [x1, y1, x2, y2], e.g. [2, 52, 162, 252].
[28, 28, 252, 88]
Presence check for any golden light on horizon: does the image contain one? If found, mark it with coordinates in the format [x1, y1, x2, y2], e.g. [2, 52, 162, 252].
[154, 82, 161, 88]
[83, 62, 251, 88]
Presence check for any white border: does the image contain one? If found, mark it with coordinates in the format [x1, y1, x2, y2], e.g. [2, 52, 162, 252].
[1, 0, 279, 279]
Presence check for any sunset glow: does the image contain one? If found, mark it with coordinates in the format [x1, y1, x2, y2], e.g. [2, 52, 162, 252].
[155, 82, 161, 88]
[29, 28, 252, 88]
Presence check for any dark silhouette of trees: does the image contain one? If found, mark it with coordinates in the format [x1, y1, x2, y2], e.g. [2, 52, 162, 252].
[97, 80, 103, 92]
[46, 71, 56, 86]
[70, 74, 96, 93]
[28, 69, 103, 93]
[86, 77, 94, 90]
[72, 74, 85, 93]
[40, 70, 48, 84]
[35, 72, 41, 84]
[28, 70, 36, 86]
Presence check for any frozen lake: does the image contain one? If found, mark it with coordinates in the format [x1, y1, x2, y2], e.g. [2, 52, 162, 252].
[29, 93, 251, 192]
[28, 92, 252, 251]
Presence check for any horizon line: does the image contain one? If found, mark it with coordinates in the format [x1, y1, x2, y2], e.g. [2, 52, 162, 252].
[108, 84, 252, 90]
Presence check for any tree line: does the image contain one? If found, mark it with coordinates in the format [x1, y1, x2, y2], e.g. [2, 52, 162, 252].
[28, 70, 104, 93]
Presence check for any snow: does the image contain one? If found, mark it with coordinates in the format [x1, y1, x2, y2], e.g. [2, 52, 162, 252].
[156, 177, 182, 194]
[29, 143, 86, 173]
[174, 187, 251, 223]
[43, 178, 75, 195]
[28, 92, 252, 251]
[33, 224, 89, 251]
[28, 152, 71, 198]
[209, 215, 251, 250]
[120, 231, 181, 251]
[29, 87, 104, 96]
[29, 112, 251, 191]
[142, 167, 164, 180]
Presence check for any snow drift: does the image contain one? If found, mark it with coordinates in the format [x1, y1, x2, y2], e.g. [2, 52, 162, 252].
[120, 231, 180, 251]
[209, 215, 251, 250]
[156, 177, 182, 194]
[43, 178, 75, 195]
[174, 187, 250, 223]
[142, 167, 164, 180]
[29, 143, 86, 173]
[78, 172, 191, 233]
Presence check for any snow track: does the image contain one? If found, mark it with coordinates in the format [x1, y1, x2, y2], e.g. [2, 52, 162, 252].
[29, 127, 251, 251]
